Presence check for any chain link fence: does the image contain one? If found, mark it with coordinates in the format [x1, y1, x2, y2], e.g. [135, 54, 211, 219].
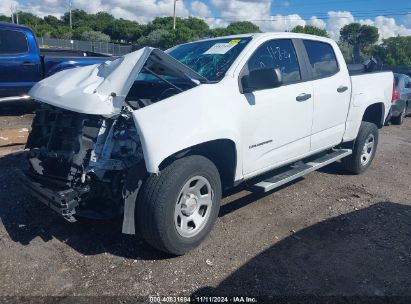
[37, 37, 133, 56]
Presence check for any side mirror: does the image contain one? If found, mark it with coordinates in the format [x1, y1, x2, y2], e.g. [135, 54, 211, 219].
[241, 68, 283, 93]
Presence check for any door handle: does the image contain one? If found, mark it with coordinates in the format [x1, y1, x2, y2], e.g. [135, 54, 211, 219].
[337, 86, 348, 93]
[22, 61, 35, 66]
[296, 93, 312, 102]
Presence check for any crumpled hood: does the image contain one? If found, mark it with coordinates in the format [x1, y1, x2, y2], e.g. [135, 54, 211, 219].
[29, 47, 206, 116]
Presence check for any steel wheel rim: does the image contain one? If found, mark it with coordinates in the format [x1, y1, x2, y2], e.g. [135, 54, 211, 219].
[361, 133, 375, 166]
[174, 176, 213, 238]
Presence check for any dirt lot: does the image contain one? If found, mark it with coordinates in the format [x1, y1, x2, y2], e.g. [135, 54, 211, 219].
[0, 101, 410, 298]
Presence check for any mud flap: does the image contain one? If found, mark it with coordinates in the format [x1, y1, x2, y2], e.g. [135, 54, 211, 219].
[122, 162, 146, 235]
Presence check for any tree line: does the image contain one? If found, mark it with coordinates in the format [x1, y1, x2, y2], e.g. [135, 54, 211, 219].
[0, 10, 259, 48]
[1, 10, 410, 67]
[292, 24, 410, 67]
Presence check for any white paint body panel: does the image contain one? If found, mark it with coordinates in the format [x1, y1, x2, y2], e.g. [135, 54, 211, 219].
[343, 72, 393, 142]
[310, 41, 352, 151]
[240, 81, 314, 175]
[29, 33, 393, 183]
[29, 48, 152, 116]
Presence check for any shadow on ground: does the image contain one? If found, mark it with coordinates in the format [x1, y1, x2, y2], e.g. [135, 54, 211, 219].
[0, 151, 306, 261]
[0, 152, 169, 261]
[2, 150, 411, 298]
[195, 201, 411, 297]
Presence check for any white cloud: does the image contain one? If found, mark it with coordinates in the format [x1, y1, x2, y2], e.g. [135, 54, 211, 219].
[191, 0, 212, 18]
[211, 0, 271, 20]
[310, 16, 326, 29]
[209, 0, 305, 31]
[0, 0, 18, 17]
[326, 11, 354, 40]
[1, 0, 411, 41]
[373, 16, 411, 39]
[258, 14, 305, 32]
[1, 0, 190, 23]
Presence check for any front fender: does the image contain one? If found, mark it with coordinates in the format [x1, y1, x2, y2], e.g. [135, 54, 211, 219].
[131, 83, 243, 179]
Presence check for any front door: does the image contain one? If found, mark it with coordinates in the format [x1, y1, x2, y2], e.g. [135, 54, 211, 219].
[0, 28, 41, 97]
[241, 39, 314, 176]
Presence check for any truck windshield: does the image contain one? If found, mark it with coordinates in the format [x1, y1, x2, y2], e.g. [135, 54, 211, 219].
[168, 37, 252, 82]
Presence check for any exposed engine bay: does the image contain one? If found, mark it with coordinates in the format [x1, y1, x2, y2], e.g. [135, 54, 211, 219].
[124, 70, 198, 110]
[22, 53, 201, 225]
[24, 105, 144, 222]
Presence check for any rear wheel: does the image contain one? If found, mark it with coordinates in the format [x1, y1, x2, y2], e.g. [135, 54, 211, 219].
[391, 108, 405, 125]
[342, 121, 378, 174]
[137, 155, 221, 255]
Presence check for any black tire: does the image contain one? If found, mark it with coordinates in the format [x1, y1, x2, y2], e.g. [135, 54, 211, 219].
[342, 121, 378, 174]
[391, 108, 405, 125]
[136, 155, 221, 255]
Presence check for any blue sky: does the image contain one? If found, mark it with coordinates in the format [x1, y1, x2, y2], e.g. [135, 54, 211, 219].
[263, 0, 409, 22]
[201, 0, 411, 29]
[1, 0, 411, 40]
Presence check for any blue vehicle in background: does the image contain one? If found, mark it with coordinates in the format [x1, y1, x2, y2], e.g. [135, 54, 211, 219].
[0, 22, 111, 102]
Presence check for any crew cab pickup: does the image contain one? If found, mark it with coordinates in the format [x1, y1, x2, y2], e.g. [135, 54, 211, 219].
[21, 33, 393, 255]
[0, 22, 109, 101]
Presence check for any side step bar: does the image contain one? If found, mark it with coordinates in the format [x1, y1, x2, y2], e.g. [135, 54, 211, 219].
[252, 149, 352, 193]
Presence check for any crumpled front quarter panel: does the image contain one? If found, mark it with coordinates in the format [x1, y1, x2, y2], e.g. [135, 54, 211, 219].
[29, 48, 152, 116]
[132, 80, 243, 178]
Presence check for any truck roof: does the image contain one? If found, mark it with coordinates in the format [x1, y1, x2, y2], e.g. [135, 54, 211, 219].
[0, 22, 33, 31]
[178, 32, 335, 46]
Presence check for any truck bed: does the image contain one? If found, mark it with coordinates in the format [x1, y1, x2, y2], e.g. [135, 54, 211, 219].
[40, 48, 110, 58]
[342, 71, 393, 142]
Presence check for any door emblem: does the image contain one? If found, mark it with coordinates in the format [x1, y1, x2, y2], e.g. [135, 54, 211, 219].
[249, 140, 273, 149]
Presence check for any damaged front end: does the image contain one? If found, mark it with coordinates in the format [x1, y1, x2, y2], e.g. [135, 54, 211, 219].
[20, 47, 205, 232]
[21, 105, 145, 226]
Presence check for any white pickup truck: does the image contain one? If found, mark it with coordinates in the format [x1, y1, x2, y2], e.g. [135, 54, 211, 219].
[21, 33, 393, 255]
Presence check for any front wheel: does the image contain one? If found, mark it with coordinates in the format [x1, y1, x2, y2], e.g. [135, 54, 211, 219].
[342, 121, 378, 174]
[136, 155, 221, 255]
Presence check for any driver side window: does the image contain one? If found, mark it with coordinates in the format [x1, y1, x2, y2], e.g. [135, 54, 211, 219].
[247, 39, 301, 84]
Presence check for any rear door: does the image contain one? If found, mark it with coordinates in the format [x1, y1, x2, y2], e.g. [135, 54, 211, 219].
[302, 40, 351, 152]
[241, 38, 314, 176]
[0, 28, 41, 97]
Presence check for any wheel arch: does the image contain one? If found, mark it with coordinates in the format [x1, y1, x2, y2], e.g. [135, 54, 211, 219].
[362, 102, 385, 128]
[158, 139, 238, 190]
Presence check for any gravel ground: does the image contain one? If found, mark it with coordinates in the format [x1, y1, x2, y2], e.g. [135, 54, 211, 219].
[0, 101, 410, 298]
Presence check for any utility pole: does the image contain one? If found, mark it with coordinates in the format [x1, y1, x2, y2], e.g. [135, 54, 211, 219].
[10, 6, 14, 23]
[16, 9, 19, 24]
[69, 0, 73, 30]
[173, 0, 179, 30]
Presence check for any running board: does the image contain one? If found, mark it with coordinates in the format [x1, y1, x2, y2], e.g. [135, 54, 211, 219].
[252, 149, 352, 193]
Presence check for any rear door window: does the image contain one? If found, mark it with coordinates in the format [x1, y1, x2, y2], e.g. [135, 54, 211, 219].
[303, 40, 339, 78]
[247, 39, 301, 84]
[0, 29, 28, 55]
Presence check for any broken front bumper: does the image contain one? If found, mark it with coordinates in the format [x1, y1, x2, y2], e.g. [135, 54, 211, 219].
[17, 170, 90, 223]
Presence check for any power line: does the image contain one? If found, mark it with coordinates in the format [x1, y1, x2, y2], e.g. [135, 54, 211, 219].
[199, 11, 411, 22]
